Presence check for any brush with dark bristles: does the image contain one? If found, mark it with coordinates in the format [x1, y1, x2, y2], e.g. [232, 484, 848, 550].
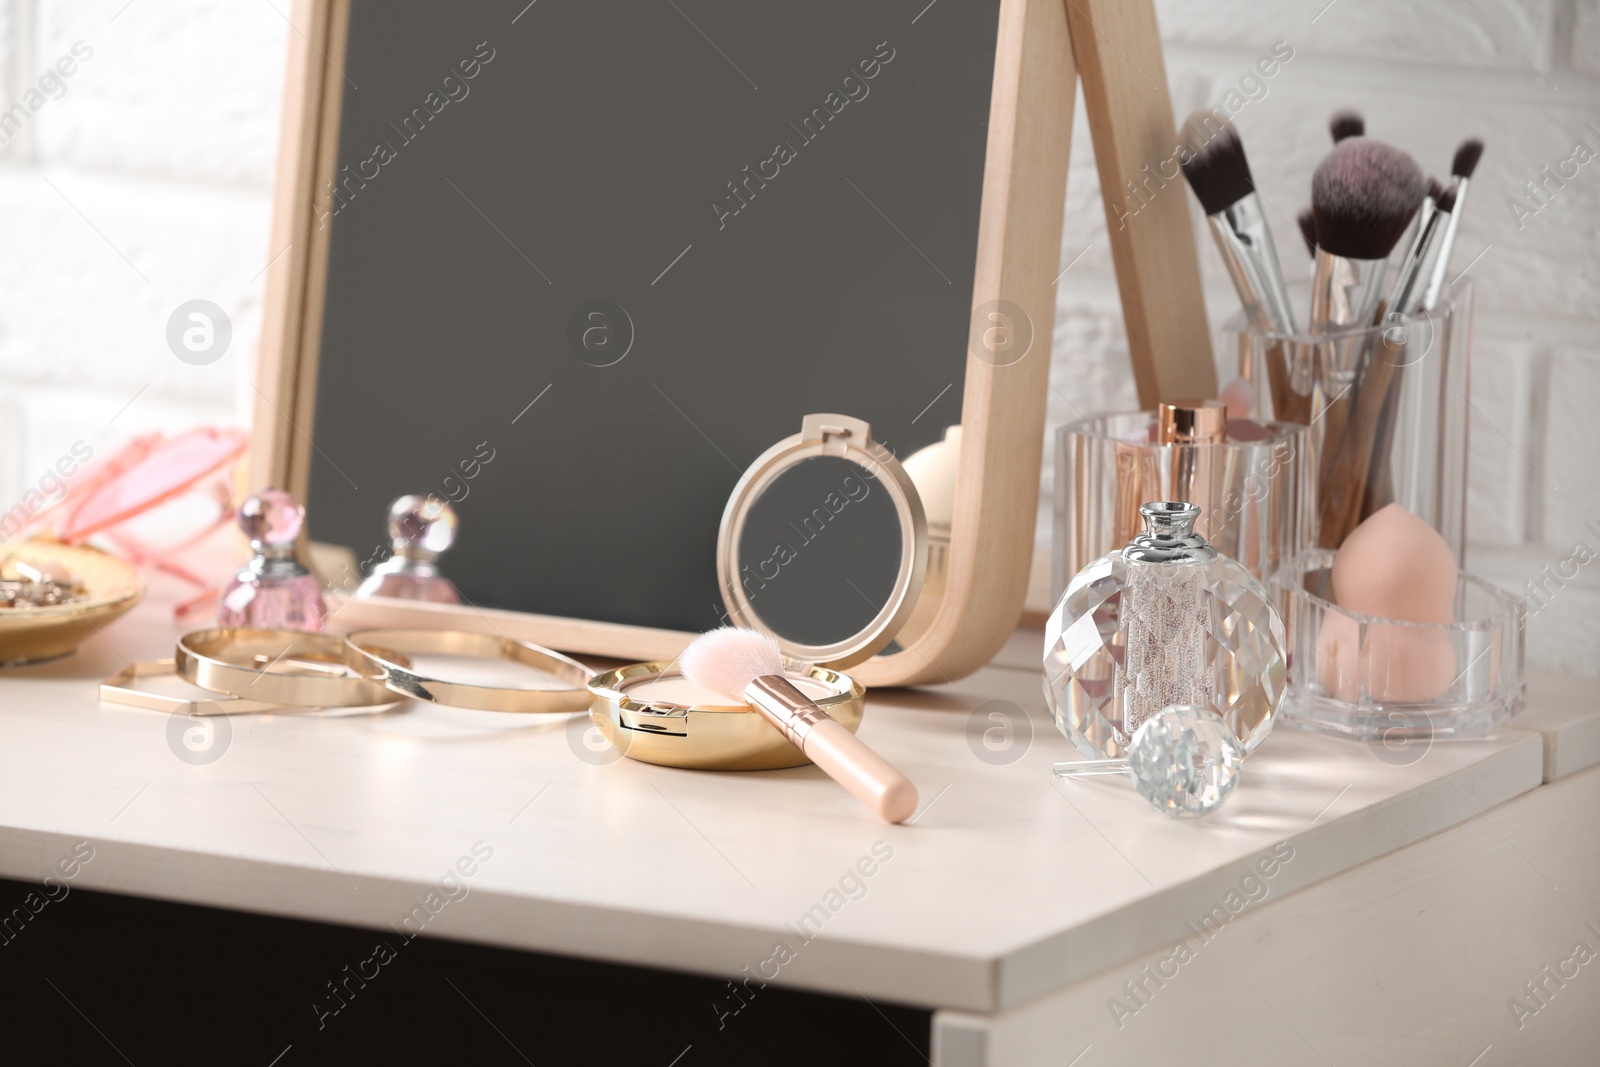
[1355, 178, 1465, 524]
[1297, 208, 1317, 256]
[1179, 109, 1297, 335]
[1178, 109, 1301, 420]
[1329, 110, 1364, 143]
[1337, 174, 1456, 531]
[1389, 177, 1448, 316]
[1307, 136, 1424, 546]
[1309, 136, 1427, 331]
[1420, 138, 1483, 310]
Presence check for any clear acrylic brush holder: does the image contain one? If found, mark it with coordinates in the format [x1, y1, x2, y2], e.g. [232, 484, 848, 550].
[1227, 282, 1472, 556]
[1271, 548, 1525, 740]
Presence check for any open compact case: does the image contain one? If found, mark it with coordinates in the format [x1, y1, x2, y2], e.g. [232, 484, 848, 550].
[588, 413, 930, 771]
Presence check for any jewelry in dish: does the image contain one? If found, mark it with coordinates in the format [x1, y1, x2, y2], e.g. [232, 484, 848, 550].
[0, 542, 143, 667]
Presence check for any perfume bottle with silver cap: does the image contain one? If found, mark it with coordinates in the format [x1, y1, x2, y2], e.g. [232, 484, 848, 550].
[217, 489, 328, 631]
[1044, 501, 1287, 761]
[356, 495, 461, 604]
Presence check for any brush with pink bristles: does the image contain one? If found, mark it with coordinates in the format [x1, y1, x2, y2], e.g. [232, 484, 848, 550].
[681, 628, 919, 823]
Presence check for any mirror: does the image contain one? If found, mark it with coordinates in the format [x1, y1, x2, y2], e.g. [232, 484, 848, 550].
[735, 455, 905, 649]
[304, 0, 986, 635]
[718, 415, 926, 666]
[254, 0, 1081, 683]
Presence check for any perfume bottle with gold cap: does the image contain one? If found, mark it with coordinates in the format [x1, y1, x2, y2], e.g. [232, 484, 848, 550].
[1112, 399, 1232, 548]
[1056, 404, 1313, 593]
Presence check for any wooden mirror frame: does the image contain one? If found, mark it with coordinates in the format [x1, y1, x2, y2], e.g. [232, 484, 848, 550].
[251, 0, 1207, 685]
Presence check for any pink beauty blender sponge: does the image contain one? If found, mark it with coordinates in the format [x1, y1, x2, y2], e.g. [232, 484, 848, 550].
[1331, 503, 1457, 622]
[1318, 504, 1459, 703]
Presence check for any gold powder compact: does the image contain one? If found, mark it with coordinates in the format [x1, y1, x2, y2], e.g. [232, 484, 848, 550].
[588, 413, 925, 771]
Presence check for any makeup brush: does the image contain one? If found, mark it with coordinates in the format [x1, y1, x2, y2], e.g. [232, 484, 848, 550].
[1179, 110, 1301, 420]
[1360, 182, 1458, 515]
[680, 628, 918, 823]
[1328, 109, 1364, 143]
[1389, 178, 1449, 317]
[1310, 137, 1427, 332]
[1319, 321, 1410, 546]
[1180, 110, 1297, 335]
[1420, 138, 1483, 310]
[1308, 137, 1423, 547]
[1296, 208, 1317, 257]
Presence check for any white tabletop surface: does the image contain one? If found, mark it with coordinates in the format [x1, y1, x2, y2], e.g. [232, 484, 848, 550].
[0, 560, 1581, 1015]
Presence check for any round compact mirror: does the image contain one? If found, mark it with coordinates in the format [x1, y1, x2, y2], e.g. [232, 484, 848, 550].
[717, 414, 928, 669]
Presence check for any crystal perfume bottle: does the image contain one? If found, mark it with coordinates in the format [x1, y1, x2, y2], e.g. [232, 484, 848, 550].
[356, 495, 461, 603]
[217, 489, 328, 631]
[1044, 501, 1286, 760]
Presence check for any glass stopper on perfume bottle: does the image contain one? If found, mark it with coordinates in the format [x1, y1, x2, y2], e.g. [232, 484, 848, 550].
[237, 488, 304, 547]
[355, 494, 461, 604]
[1053, 704, 1245, 818]
[217, 489, 327, 631]
[390, 494, 457, 555]
[1129, 704, 1243, 816]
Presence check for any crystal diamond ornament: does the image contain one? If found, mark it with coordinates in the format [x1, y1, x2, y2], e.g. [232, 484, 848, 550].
[1044, 501, 1286, 761]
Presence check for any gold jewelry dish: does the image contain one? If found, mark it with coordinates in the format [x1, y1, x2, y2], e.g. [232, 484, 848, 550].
[101, 659, 292, 716]
[0, 542, 143, 667]
[176, 628, 399, 708]
[344, 629, 592, 713]
[587, 661, 865, 771]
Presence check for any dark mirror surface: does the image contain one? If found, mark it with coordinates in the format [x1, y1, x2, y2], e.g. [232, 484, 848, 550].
[735, 456, 904, 647]
[306, 0, 998, 631]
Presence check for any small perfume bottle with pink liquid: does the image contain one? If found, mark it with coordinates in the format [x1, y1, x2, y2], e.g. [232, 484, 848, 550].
[217, 489, 327, 631]
[355, 495, 461, 604]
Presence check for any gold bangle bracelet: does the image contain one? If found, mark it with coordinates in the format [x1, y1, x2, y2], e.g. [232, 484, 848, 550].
[102, 659, 296, 716]
[344, 629, 593, 713]
[176, 628, 401, 708]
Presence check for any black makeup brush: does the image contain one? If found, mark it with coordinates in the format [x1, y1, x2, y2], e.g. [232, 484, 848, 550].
[1179, 110, 1301, 420]
[1420, 138, 1483, 309]
[1329, 110, 1364, 143]
[1389, 177, 1447, 316]
[1179, 110, 1297, 334]
[1297, 208, 1317, 256]
[1359, 181, 1462, 518]
[1308, 137, 1424, 546]
[1310, 136, 1427, 331]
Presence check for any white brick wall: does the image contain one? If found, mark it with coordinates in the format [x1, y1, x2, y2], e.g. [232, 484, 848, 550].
[0, 0, 284, 516]
[1, 2, 1594, 675]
